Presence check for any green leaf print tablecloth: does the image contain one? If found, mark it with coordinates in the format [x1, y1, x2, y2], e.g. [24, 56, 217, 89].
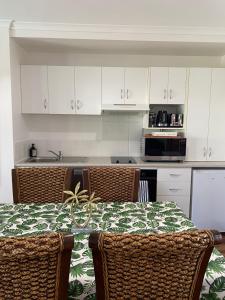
[0, 201, 225, 300]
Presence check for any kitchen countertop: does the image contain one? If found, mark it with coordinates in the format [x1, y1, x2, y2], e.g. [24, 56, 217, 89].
[15, 157, 225, 168]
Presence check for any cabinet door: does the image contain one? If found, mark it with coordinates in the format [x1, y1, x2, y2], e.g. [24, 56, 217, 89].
[168, 68, 187, 104]
[186, 68, 211, 161]
[75, 67, 101, 115]
[208, 69, 225, 161]
[124, 68, 149, 105]
[21, 65, 48, 113]
[149, 67, 168, 104]
[102, 67, 124, 105]
[48, 66, 75, 114]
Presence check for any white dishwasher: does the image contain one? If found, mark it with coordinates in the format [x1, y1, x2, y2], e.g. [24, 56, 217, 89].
[191, 169, 225, 231]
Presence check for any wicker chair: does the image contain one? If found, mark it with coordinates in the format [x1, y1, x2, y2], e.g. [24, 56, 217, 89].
[89, 230, 222, 300]
[83, 167, 140, 202]
[12, 167, 72, 204]
[0, 232, 74, 300]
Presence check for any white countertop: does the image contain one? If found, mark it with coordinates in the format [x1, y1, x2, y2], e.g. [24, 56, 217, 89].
[15, 157, 225, 168]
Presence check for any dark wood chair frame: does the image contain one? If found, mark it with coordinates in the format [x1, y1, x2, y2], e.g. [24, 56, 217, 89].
[11, 167, 73, 204]
[89, 230, 223, 300]
[83, 167, 140, 202]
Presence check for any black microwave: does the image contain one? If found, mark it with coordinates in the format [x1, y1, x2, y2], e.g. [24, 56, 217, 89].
[141, 137, 186, 162]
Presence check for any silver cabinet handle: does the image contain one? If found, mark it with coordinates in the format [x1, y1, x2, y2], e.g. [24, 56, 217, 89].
[169, 188, 181, 191]
[208, 147, 212, 158]
[203, 147, 207, 157]
[71, 100, 74, 110]
[169, 89, 172, 99]
[120, 89, 124, 99]
[77, 99, 82, 110]
[169, 173, 181, 176]
[163, 89, 167, 99]
[44, 99, 47, 109]
[126, 89, 129, 99]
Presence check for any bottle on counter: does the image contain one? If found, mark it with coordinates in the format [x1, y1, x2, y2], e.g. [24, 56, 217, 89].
[29, 144, 37, 158]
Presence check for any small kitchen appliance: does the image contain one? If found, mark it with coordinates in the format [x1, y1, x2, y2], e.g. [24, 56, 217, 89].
[156, 110, 168, 127]
[141, 136, 186, 162]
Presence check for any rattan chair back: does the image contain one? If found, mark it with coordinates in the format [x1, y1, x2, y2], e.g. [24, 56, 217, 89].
[0, 232, 74, 300]
[89, 230, 222, 300]
[12, 167, 72, 204]
[83, 167, 140, 202]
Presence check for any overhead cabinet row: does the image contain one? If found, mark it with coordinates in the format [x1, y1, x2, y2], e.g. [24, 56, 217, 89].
[21, 66, 188, 114]
[21, 66, 102, 115]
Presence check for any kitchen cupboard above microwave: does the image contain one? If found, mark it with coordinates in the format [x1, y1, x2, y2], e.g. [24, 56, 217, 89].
[150, 67, 187, 105]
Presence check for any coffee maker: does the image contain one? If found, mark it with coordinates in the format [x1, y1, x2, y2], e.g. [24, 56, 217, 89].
[156, 110, 168, 127]
[169, 113, 183, 127]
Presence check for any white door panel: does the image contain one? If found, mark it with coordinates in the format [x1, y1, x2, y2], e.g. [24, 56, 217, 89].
[48, 66, 75, 114]
[150, 67, 168, 104]
[125, 68, 149, 105]
[102, 67, 124, 105]
[75, 67, 101, 115]
[186, 68, 212, 161]
[168, 68, 187, 104]
[208, 69, 225, 161]
[21, 65, 48, 114]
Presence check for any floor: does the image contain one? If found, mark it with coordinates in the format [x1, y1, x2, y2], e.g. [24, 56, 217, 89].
[215, 233, 225, 257]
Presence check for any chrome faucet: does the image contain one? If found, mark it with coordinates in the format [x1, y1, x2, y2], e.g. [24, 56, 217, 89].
[48, 150, 63, 161]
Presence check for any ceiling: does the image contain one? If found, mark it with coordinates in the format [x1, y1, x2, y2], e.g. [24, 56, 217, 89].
[1, 0, 225, 28]
[15, 37, 225, 56]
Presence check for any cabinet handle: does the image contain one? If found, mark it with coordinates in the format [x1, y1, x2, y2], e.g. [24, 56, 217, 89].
[169, 89, 172, 99]
[44, 99, 47, 109]
[120, 89, 123, 99]
[77, 99, 82, 110]
[169, 173, 181, 176]
[71, 100, 74, 110]
[126, 89, 129, 99]
[169, 188, 181, 191]
[163, 89, 167, 99]
[203, 147, 207, 157]
[208, 147, 212, 158]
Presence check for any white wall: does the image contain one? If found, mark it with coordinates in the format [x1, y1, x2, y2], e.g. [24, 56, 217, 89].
[1, 0, 225, 27]
[10, 38, 30, 162]
[0, 24, 14, 203]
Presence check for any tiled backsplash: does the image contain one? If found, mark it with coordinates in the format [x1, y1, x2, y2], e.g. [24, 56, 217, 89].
[14, 112, 144, 162]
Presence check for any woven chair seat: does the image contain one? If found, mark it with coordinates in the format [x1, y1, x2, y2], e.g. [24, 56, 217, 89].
[83, 167, 140, 202]
[0, 232, 74, 300]
[12, 167, 72, 204]
[89, 230, 222, 300]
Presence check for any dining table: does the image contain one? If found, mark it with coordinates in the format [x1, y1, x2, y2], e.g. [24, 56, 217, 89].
[0, 201, 225, 300]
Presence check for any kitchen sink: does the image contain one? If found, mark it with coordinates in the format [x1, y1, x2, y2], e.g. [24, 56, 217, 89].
[26, 157, 58, 163]
[26, 156, 88, 163]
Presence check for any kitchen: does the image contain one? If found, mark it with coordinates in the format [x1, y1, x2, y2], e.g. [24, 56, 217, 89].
[1, 2, 225, 299]
[1, 4, 225, 233]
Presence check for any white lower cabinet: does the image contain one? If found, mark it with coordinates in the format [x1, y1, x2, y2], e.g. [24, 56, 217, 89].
[157, 168, 191, 218]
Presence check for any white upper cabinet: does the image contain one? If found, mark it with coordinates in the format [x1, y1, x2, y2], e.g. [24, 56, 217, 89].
[48, 66, 75, 114]
[75, 67, 101, 115]
[102, 67, 149, 110]
[186, 68, 212, 161]
[167, 68, 187, 104]
[21, 65, 49, 114]
[124, 68, 149, 105]
[150, 67, 187, 104]
[149, 67, 168, 104]
[102, 67, 124, 105]
[21, 65, 102, 115]
[207, 69, 225, 161]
